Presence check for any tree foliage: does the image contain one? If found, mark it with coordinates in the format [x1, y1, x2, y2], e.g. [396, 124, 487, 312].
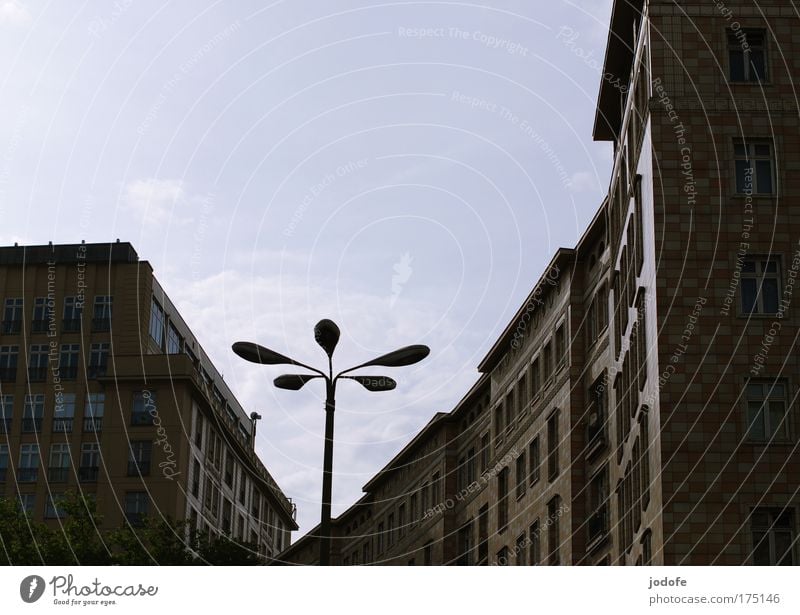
[0, 493, 263, 566]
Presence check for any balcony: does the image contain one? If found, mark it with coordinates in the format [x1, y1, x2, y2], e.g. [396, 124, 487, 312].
[48, 467, 69, 483]
[31, 319, 48, 333]
[52, 417, 73, 433]
[27, 366, 47, 382]
[78, 466, 99, 482]
[83, 416, 102, 432]
[0, 367, 17, 382]
[22, 418, 42, 433]
[18, 467, 38, 482]
[92, 318, 111, 332]
[62, 318, 82, 332]
[1, 320, 21, 334]
[587, 504, 609, 550]
[0, 418, 10, 433]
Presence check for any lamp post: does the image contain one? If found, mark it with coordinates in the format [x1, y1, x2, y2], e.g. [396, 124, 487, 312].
[232, 319, 429, 565]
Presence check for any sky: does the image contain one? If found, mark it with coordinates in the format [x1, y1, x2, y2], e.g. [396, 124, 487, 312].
[0, 0, 615, 536]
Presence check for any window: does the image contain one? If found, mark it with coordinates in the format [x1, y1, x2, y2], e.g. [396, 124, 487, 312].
[728, 29, 767, 82]
[224, 454, 234, 487]
[238, 471, 247, 505]
[477, 504, 489, 564]
[494, 404, 505, 438]
[58, 344, 79, 380]
[504, 391, 514, 430]
[192, 459, 201, 498]
[80, 443, 101, 482]
[497, 467, 509, 531]
[45, 493, 66, 519]
[746, 380, 789, 441]
[22, 394, 44, 433]
[423, 541, 433, 565]
[530, 357, 541, 396]
[19, 443, 39, 482]
[635, 290, 647, 392]
[0, 345, 18, 382]
[92, 295, 113, 330]
[131, 391, 155, 426]
[125, 491, 149, 526]
[388, 513, 395, 546]
[735, 140, 774, 194]
[457, 521, 473, 565]
[547, 495, 561, 565]
[27, 344, 48, 381]
[480, 433, 489, 473]
[88, 343, 109, 378]
[398, 503, 406, 538]
[515, 534, 526, 565]
[2, 298, 22, 333]
[587, 467, 609, 544]
[194, 413, 204, 449]
[642, 529, 652, 565]
[410, 492, 418, 525]
[431, 472, 440, 507]
[751, 508, 795, 565]
[377, 522, 385, 553]
[167, 323, 182, 354]
[149, 298, 165, 347]
[53, 393, 76, 433]
[515, 451, 526, 499]
[555, 323, 566, 367]
[18, 493, 35, 514]
[741, 256, 780, 314]
[63, 296, 83, 331]
[31, 297, 48, 332]
[639, 406, 650, 512]
[529, 520, 540, 565]
[547, 410, 560, 480]
[587, 375, 608, 451]
[496, 546, 509, 566]
[543, 342, 553, 381]
[517, 374, 527, 415]
[0, 444, 8, 482]
[528, 436, 540, 486]
[420, 482, 428, 517]
[84, 393, 105, 432]
[128, 440, 152, 476]
[222, 498, 233, 533]
[0, 394, 11, 433]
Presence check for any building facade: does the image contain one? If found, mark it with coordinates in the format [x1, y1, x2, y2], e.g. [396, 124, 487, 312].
[281, 0, 799, 565]
[0, 241, 297, 561]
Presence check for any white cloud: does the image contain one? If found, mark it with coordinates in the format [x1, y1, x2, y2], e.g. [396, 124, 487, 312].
[0, 1, 31, 26]
[122, 178, 185, 225]
[568, 170, 602, 193]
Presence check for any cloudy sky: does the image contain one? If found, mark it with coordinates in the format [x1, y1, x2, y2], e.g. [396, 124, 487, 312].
[0, 0, 615, 535]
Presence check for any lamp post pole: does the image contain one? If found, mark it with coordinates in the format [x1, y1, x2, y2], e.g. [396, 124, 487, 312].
[232, 319, 429, 566]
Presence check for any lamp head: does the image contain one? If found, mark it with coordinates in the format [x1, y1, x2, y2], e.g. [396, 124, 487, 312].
[314, 319, 341, 358]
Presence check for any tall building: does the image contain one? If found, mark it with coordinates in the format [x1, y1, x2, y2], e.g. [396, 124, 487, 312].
[281, 0, 799, 565]
[0, 241, 297, 560]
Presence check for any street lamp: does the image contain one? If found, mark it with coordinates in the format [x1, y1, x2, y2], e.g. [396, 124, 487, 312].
[232, 319, 429, 565]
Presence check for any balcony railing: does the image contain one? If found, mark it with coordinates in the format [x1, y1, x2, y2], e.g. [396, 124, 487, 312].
[62, 318, 82, 332]
[92, 318, 111, 332]
[52, 417, 74, 433]
[78, 466, 99, 482]
[18, 467, 38, 482]
[0, 367, 17, 382]
[587, 504, 609, 546]
[48, 467, 69, 483]
[22, 418, 42, 433]
[1, 320, 21, 334]
[27, 366, 47, 381]
[83, 416, 103, 432]
[31, 319, 48, 333]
